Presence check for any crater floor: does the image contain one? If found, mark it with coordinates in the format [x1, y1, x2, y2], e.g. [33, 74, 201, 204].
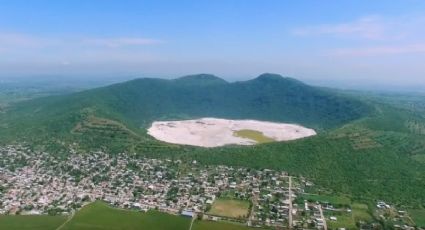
[147, 118, 316, 147]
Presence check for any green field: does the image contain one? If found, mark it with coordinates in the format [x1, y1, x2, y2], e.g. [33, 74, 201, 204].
[327, 213, 356, 230]
[0, 215, 66, 230]
[351, 203, 373, 222]
[208, 199, 250, 219]
[409, 209, 425, 227]
[326, 203, 372, 229]
[193, 220, 254, 230]
[61, 201, 191, 230]
[0, 202, 263, 230]
[233, 129, 275, 143]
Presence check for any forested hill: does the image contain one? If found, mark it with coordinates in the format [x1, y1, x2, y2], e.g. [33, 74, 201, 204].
[107, 73, 368, 128]
[1, 74, 425, 206]
[3, 73, 368, 132]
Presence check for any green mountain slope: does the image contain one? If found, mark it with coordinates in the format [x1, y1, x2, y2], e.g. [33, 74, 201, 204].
[0, 73, 369, 146]
[136, 104, 424, 206]
[2, 74, 424, 205]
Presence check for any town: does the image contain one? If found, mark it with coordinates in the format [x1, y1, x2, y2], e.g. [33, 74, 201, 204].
[0, 145, 421, 229]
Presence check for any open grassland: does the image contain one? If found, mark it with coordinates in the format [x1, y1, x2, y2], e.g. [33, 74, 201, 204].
[193, 220, 255, 230]
[327, 213, 356, 230]
[296, 192, 374, 229]
[351, 203, 373, 222]
[61, 201, 191, 230]
[208, 199, 250, 218]
[326, 203, 372, 229]
[0, 215, 66, 230]
[233, 129, 275, 143]
[409, 209, 425, 227]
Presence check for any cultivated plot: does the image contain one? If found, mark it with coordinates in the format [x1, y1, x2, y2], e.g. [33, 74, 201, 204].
[208, 199, 250, 219]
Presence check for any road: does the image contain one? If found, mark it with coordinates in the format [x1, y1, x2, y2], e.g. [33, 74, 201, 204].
[288, 176, 293, 229]
[55, 211, 75, 230]
[318, 205, 328, 230]
[188, 215, 196, 230]
[248, 192, 259, 226]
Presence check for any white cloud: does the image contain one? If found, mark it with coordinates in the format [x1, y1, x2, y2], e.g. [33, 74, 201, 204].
[292, 14, 425, 57]
[0, 32, 162, 51]
[328, 43, 425, 57]
[0, 32, 164, 64]
[293, 15, 388, 40]
[292, 14, 425, 41]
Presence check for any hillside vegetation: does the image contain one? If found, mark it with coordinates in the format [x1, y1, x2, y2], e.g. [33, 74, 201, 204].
[0, 74, 369, 146]
[133, 101, 425, 206]
[178, 105, 425, 206]
[0, 74, 424, 206]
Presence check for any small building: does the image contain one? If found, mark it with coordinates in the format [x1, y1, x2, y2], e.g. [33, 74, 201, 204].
[181, 210, 194, 218]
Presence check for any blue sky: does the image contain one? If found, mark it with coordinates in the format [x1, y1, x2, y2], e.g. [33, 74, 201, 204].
[1, 0, 425, 88]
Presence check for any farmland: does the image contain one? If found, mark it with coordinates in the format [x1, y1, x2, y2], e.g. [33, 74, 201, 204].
[351, 203, 373, 222]
[327, 213, 357, 229]
[0, 202, 262, 230]
[59, 201, 259, 230]
[208, 199, 250, 219]
[325, 203, 373, 229]
[60, 201, 191, 230]
[193, 220, 255, 230]
[0, 215, 66, 230]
